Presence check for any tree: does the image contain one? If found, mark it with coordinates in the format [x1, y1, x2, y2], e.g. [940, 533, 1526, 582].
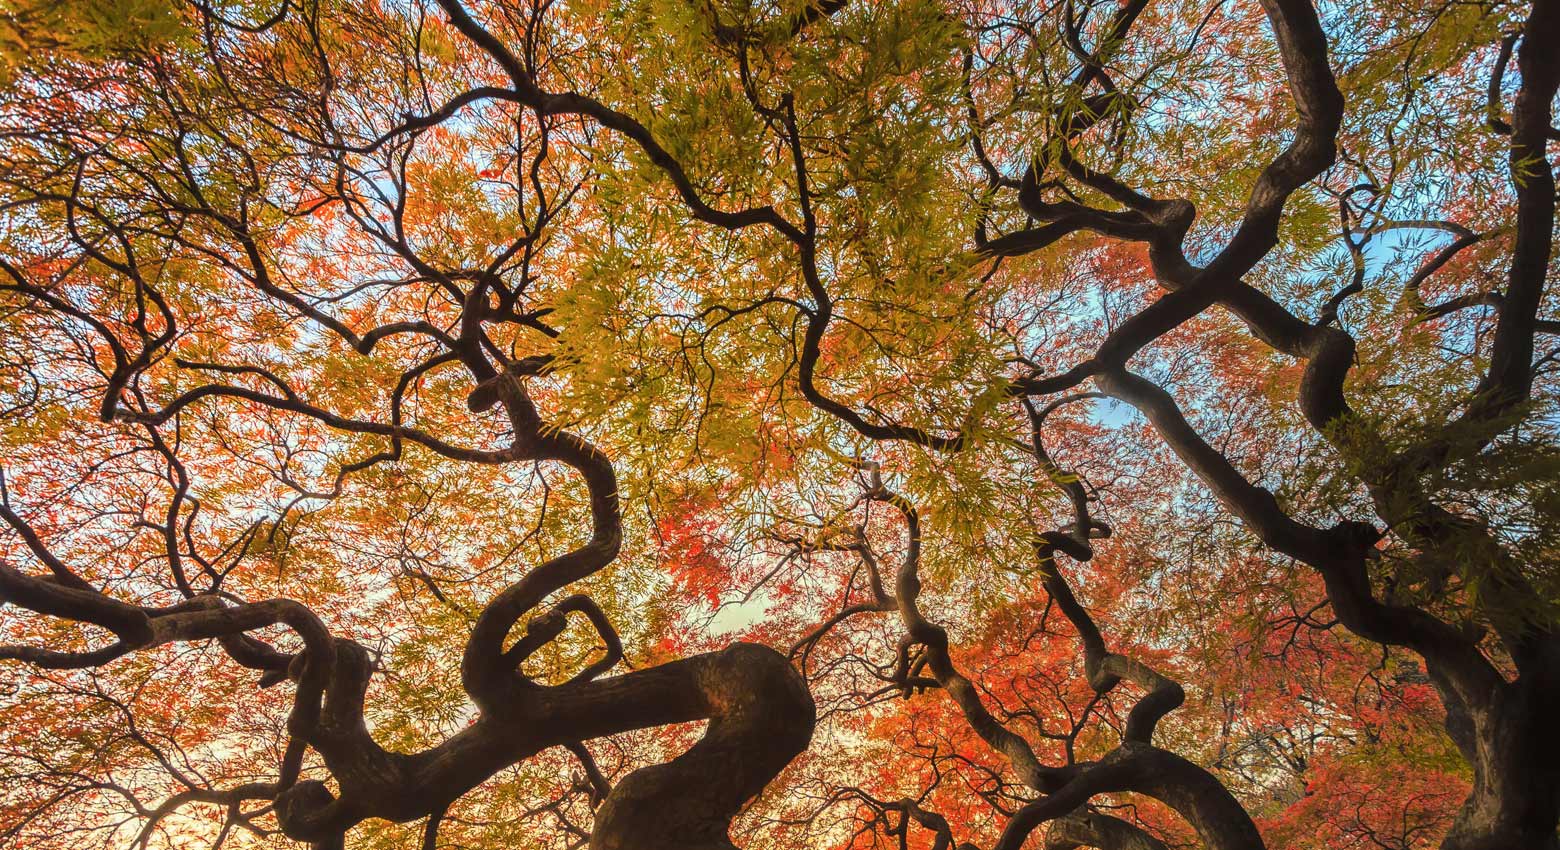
[0, 0, 1556, 848]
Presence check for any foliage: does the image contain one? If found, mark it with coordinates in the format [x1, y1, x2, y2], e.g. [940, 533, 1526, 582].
[1, 0, 1557, 849]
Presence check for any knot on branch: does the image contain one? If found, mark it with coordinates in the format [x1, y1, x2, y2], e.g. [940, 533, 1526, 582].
[1329, 519, 1383, 553]
[527, 609, 570, 644]
[589, 643, 814, 850]
[274, 780, 340, 843]
[466, 355, 554, 412]
[1038, 531, 1093, 563]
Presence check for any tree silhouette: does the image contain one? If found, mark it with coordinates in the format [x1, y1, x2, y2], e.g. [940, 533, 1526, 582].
[1, 1, 1556, 848]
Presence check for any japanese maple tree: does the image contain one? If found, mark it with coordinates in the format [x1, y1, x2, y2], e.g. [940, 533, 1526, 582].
[1, 0, 1557, 849]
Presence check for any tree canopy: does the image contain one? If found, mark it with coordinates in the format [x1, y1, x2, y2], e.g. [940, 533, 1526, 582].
[1, 0, 1557, 848]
